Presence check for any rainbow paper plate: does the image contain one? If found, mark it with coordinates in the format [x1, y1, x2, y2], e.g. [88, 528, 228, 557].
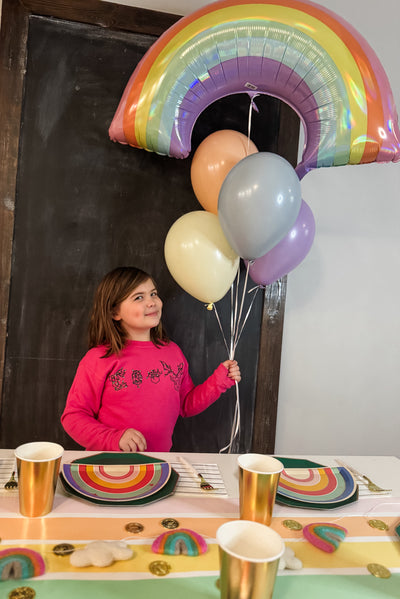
[60, 453, 178, 505]
[275, 458, 358, 509]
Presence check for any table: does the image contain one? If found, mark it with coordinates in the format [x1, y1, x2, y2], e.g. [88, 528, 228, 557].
[1, 451, 400, 598]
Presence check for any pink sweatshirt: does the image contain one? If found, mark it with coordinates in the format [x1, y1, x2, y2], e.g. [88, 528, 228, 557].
[61, 340, 234, 452]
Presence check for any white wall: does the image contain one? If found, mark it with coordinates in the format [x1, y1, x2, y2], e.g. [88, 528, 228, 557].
[108, 0, 400, 456]
[276, 1, 400, 456]
[276, 0, 400, 457]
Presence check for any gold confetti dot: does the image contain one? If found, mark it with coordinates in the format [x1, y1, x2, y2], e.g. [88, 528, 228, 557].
[368, 519, 389, 531]
[149, 560, 171, 576]
[367, 563, 391, 578]
[53, 543, 75, 556]
[125, 522, 144, 534]
[161, 518, 179, 529]
[282, 519, 303, 531]
[8, 587, 36, 599]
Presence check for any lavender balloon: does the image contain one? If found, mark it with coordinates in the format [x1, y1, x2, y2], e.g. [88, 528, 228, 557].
[246, 200, 315, 286]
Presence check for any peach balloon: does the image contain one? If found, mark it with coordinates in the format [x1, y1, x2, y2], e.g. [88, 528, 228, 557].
[190, 130, 258, 214]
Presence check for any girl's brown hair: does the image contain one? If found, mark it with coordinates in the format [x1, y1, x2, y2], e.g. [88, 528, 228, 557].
[88, 266, 169, 356]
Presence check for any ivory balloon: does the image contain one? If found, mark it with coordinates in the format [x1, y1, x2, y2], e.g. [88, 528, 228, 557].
[191, 130, 258, 214]
[164, 211, 239, 304]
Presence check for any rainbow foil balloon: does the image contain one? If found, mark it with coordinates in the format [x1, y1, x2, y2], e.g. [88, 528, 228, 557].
[109, 0, 400, 179]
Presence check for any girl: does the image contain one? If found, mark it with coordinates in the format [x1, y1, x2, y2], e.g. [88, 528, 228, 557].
[61, 266, 241, 452]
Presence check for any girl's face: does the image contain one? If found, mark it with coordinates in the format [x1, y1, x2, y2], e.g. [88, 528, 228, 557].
[113, 278, 163, 341]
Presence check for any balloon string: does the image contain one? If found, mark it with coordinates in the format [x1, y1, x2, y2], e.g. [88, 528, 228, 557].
[233, 286, 260, 354]
[247, 94, 259, 154]
[230, 284, 234, 360]
[213, 304, 230, 357]
[214, 281, 240, 453]
[248, 284, 263, 294]
[230, 268, 240, 359]
[218, 264, 258, 453]
[216, 293, 240, 453]
[219, 382, 240, 454]
[232, 262, 251, 352]
[218, 271, 240, 453]
[212, 264, 261, 453]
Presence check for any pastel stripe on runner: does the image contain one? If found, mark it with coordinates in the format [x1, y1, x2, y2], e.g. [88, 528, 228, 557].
[1, 515, 399, 542]
[0, 540, 398, 575]
[1, 575, 400, 599]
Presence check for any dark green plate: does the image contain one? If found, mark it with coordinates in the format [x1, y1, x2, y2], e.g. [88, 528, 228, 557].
[59, 452, 179, 506]
[274, 457, 359, 510]
[395, 522, 400, 540]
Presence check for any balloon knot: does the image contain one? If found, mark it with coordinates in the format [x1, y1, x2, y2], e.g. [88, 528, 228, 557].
[250, 94, 260, 113]
[206, 303, 214, 311]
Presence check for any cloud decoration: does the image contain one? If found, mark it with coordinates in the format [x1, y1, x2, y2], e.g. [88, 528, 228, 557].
[152, 528, 208, 556]
[70, 541, 134, 568]
[278, 545, 303, 570]
[0, 547, 45, 580]
[109, 0, 400, 179]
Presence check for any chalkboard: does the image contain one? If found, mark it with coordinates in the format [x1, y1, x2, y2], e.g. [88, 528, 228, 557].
[0, 4, 297, 452]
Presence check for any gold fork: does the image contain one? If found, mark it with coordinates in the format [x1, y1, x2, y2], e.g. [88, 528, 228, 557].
[178, 456, 215, 491]
[196, 473, 214, 491]
[335, 460, 391, 493]
[4, 471, 18, 489]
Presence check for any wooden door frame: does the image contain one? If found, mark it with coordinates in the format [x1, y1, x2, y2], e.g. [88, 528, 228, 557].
[0, 0, 298, 453]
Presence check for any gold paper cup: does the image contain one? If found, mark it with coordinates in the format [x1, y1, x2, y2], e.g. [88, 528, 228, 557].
[15, 441, 64, 517]
[238, 454, 283, 526]
[217, 520, 284, 599]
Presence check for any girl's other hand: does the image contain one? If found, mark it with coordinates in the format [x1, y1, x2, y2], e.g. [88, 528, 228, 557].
[222, 359, 241, 383]
[119, 428, 147, 452]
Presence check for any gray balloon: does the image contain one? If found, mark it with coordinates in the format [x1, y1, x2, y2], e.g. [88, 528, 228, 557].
[218, 152, 302, 260]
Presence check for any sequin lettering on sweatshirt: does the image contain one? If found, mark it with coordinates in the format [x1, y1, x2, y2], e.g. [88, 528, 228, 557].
[147, 368, 163, 384]
[109, 368, 127, 391]
[108, 361, 186, 393]
[161, 361, 184, 391]
[131, 370, 143, 388]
